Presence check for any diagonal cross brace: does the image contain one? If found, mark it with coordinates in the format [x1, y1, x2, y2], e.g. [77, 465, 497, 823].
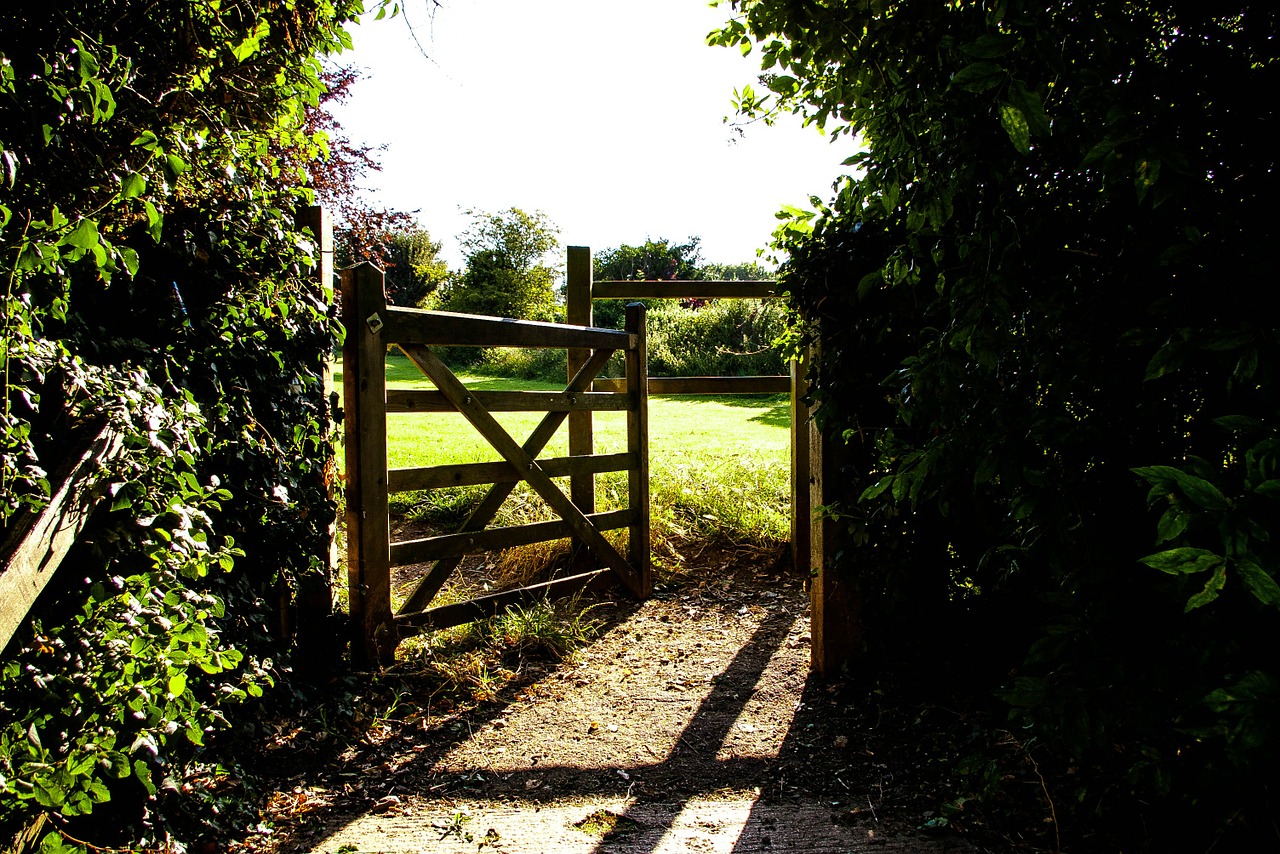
[395, 346, 627, 613]
[399, 344, 644, 598]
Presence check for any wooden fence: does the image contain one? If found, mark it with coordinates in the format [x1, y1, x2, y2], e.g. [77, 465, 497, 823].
[563, 246, 812, 591]
[0, 423, 124, 652]
[342, 262, 650, 665]
[564, 247, 859, 675]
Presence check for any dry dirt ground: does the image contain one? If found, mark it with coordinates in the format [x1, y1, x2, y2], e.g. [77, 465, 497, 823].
[224, 550, 1044, 854]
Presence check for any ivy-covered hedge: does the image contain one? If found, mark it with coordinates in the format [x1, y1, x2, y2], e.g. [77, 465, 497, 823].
[1, 1, 360, 847]
[716, 0, 1280, 846]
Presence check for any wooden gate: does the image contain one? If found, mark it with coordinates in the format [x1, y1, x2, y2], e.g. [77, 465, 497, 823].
[342, 262, 650, 665]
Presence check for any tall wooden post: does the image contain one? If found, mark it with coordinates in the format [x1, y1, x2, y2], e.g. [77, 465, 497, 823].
[625, 302, 651, 596]
[342, 262, 394, 666]
[808, 344, 862, 676]
[295, 206, 338, 673]
[566, 246, 595, 512]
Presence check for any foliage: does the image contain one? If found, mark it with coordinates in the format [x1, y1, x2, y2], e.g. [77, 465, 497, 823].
[1, 0, 360, 846]
[378, 227, 449, 307]
[645, 299, 785, 378]
[594, 237, 703, 282]
[435, 208, 561, 322]
[593, 237, 703, 326]
[714, 0, 1280, 845]
[698, 260, 772, 281]
[306, 64, 417, 268]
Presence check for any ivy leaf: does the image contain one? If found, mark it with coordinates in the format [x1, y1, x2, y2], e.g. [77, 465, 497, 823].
[60, 218, 99, 250]
[120, 171, 146, 199]
[1140, 547, 1223, 575]
[999, 103, 1031, 153]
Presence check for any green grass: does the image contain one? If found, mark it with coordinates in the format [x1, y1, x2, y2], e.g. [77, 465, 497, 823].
[335, 351, 791, 547]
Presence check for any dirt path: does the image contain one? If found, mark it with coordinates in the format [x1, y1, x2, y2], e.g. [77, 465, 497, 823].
[237, 557, 986, 853]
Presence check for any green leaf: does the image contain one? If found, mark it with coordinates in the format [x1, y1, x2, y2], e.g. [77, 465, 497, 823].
[121, 171, 146, 199]
[1155, 508, 1189, 543]
[168, 672, 188, 696]
[859, 477, 893, 502]
[1253, 480, 1280, 498]
[1140, 547, 1223, 575]
[1213, 415, 1262, 433]
[1008, 81, 1051, 136]
[999, 103, 1030, 153]
[951, 62, 1005, 93]
[231, 19, 271, 63]
[1135, 158, 1161, 203]
[766, 74, 799, 95]
[144, 200, 163, 241]
[1170, 471, 1229, 511]
[960, 34, 1015, 59]
[1185, 562, 1227, 612]
[131, 130, 161, 151]
[1236, 560, 1280, 608]
[60, 218, 99, 250]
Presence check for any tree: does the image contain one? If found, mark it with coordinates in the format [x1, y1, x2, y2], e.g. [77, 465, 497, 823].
[594, 237, 703, 281]
[305, 64, 417, 268]
[380, 227, 449, 307]
[714, 0, 1280, 846]
[698, 260, 771, 281]
[438, 208, 561, 321]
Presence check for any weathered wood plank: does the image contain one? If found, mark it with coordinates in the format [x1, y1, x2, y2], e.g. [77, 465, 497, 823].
[386, 389, 628, 413]
[395, 570, 611, 635]
[389, 452, 632, 493]
[626, 304, 652, 597]
[343, 263, 395, 665]
[391, 509, 633, 565]
[382, 306, 631, 350]
[566, 246, 596, 518]
[592, 376, 790, 395]
[592, 280, 780, 300]
[395, 347, 617, 615]
[0, 421, 124, 652]
[398, 344, 644, 597]
[809, 390, 862, 677]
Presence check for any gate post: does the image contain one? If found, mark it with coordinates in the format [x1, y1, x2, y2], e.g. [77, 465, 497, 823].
[566, 247, 595, 514]
[342, 262, 394, 666]
[625, 302, 651, 596]
[808, 343, 862, 676]
[295, 206, 338, 675]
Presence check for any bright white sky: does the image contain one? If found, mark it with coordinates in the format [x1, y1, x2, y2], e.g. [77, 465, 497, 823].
[330, 0, 853, 270]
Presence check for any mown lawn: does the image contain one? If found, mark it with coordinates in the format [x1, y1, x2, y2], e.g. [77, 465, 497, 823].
[335, 352, 792, 543]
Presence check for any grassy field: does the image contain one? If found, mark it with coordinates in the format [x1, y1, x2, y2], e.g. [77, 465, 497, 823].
[335, 352, 792, 546]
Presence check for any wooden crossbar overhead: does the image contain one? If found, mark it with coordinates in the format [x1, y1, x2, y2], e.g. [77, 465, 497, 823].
[341, 262, 650, 665]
